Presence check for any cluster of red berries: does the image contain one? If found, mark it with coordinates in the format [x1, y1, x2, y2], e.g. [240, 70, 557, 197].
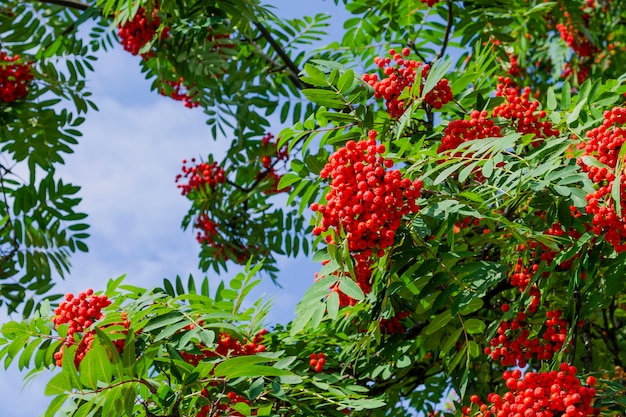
[117, 7, 163, 58]
[362, 48, 453, 118]
[0, 52, 33, 103]
[196, 389, 255, 417]
[484, 309, 568, 368]
[312, 133, 421, 304]
[181, 329, 267, 366]
[194, 213, 219, 245]
[176, 158, 226, 196]
[52, 289, 111, 367]
[463, 365, 598, 417]
[160, 78, 199, 108]
[379, 310, 409, 334]
[309, 352, 326, 372]
[562, 61, 591, 85]
[506, 53, 522, 77]
[258, 132, 290, 195]
[420, 0, 440, 7]
[577, 107, 626, 251]
[438, 110, 503, 155]
[556, 12, 597, 59]
[492, 77, 560, 143]
[311, 133, 422, 253]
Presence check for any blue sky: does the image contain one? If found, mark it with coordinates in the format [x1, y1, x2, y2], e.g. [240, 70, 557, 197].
[0, 1, 351, 415]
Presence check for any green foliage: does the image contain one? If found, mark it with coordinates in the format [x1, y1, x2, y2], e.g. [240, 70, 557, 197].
[4, 0, 626, 416]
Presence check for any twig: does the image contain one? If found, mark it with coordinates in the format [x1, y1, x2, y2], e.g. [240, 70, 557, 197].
[435, 0, 454, 61]
[34, 0, 89, 11]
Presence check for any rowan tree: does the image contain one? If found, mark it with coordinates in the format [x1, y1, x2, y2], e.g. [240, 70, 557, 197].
[2, 0, 626, 416]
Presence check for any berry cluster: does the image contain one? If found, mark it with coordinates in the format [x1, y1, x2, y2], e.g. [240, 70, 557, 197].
[464, 365, 598, 417]
[195, 213, 219, 245]
[438, 110, 503, 155]
[362, 49, 453, 119]
[117, 7, 163, 58]
[484, 309, 568, 367]
[312, 133, 422, 303]
[52, 289, 111, 367]
[0, 52, 33, 103]
[181, 329, 267, 366]
[492, 77, 560, 143]
[160, 77, 199, 108]
[556, 12, 597, 59]
[258, 132, 290, 195]
[309, 352, 326, 372]
[379, 310, 409, 334]
[196, 389, 255, 417]
[176, 158, 226, 196]
[312, 134, 422, 253]
[420, 0, 440, 6]
[578, 107, 626, 252]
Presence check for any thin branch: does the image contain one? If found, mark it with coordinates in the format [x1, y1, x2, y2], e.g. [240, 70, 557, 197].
[253, 21, 308, 90]
[435, 0, 454, 61]
[33, 0, 89, 11]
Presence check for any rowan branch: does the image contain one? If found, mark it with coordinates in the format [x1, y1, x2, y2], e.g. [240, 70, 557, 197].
[33, 0, 89, 11]
[435, 0, 454, 61]
[253, 21, 308, 90]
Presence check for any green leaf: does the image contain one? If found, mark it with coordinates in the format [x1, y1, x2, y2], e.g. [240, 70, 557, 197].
[278, 173, 300, 190]
[424, 310, 453, 335]
[214, 355, 293, 378]
[422, 59, 452, 98]
[79, 344, 112, 389]
[337, 70, 355, 94]
[464, 318, 486, 335]
[45, 372, 71, 396]
[301, 64, 328, 87]
[546, 87, 557, 110]
[302, 89, 346, 108]
[326, 290, 339, 320]
[338, 277, 365, 301]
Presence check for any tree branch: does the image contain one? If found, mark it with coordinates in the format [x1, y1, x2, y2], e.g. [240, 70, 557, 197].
[33, 0, 89, 11]
[435, 0, 454, 61]
[253, 21, 308, 90]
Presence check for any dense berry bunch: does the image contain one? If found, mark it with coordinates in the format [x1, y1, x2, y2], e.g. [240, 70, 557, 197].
[492, 77, 560, 142]
[194, 213, 218, 245]
[578, 107, 626, 251]
[362, 49, 453, 118]
[197, 390, 255, 417]
[258, 132, 290, 194]
[176, 158, 226, 196]
[181, 329, 267, 366]
[484, 309, 568, 367]
[379, 310, 409, 334]
[117, 7, 163, 58]
[438, 110, 502, 154]
[52, 289, 111, 367]
[0, 52, 33, 103]
[311, 134, 422, 253]
[464, 365, 598, 417]
[556, 12, 597, 59]
[309, 352, 326, 372]
[53, 289, 111, 335]
[420, 0, 440, 7]
[160, 77, 199, 108]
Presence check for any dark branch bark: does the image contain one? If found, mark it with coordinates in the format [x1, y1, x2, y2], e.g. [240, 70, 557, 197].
[253, 21, 308, 90]
[34, 0, 89, 11]
[435, 0, 454, 61]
